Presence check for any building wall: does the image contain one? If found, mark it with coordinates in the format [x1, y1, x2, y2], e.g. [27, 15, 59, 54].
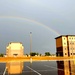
[67, 36, 75, 57]
[56, 35, 75, 57]
[6, 42, 24, 57]
[56, 37, 62, 48]
[56, 36, 68, 57]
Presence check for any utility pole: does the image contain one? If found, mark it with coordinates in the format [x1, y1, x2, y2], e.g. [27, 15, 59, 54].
[30, 32, 32, 56]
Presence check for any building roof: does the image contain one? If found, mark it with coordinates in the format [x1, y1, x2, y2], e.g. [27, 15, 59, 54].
[55, 35, 75, 39]
[9, 42, 22, 44]
[6, 42, 24, 50]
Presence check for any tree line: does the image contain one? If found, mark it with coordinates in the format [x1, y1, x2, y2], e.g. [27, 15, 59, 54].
[26, 52, 51, 56]
[0, 53, 4, 57]
[0, 52, 53, 57]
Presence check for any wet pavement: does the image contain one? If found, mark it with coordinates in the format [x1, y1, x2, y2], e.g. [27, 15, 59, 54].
[0, 60, 75, 75]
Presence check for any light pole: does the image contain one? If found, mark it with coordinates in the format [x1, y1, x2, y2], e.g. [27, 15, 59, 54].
[30, 32, 32, 56]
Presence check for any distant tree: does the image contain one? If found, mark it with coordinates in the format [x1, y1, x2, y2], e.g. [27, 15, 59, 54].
[45, 52, 51, 56]
[25, 54, 28, 56]
[0, 53, 4, 57]
[30, 52, 36, 56]
[39, 54, 42, 56]
[36, 53, 39, 56]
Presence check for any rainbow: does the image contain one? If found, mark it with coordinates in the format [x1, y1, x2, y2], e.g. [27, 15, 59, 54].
[0, 16, 60, 36]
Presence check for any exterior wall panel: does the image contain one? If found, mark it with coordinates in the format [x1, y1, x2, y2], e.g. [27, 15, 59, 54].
[56, 37, 62, 47]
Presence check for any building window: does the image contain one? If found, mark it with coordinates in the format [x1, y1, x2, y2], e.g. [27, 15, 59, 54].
[69, 38, 71, 39]
[71, 53, 72, 55]
[64, 43, 66, 45]
[73, 53, 75, 55]
[70, 48, 74, 50]
[70, 42, 74, 45]
[65, 53, 67, 55]
[72, 42, 74, 45]
[70, 43, 72, 44]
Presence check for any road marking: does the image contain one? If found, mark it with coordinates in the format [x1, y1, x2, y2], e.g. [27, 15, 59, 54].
[3, 67, 7, 75]
[26, 66, 41, 75]
[23, 69, 56, 73]
[44, 65, 57, 70]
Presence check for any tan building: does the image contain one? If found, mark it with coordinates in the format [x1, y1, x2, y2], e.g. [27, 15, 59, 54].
[55, 35, 75, 57]
[6, 42, 24, 57]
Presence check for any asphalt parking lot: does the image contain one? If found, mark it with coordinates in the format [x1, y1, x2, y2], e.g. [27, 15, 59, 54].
[22, 61, 58, 75]
[0, 61, 58, 75]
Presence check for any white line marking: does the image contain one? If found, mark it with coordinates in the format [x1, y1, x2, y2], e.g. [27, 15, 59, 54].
[23, 69, 56, 73]
[44, 65, 57, 70]
[3, 67, 7, 75]
[26, 66, 41, 75]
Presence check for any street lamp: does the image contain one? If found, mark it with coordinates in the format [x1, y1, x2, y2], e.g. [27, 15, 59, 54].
[30, 32, 32, 56]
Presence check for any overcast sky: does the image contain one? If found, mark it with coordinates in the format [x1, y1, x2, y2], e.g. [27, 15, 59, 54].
[0, 0, 75, 54]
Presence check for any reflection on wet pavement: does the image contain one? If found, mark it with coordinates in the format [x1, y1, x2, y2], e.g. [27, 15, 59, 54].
[57, 60, 75, 75]
[6, 61, 23, 75]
